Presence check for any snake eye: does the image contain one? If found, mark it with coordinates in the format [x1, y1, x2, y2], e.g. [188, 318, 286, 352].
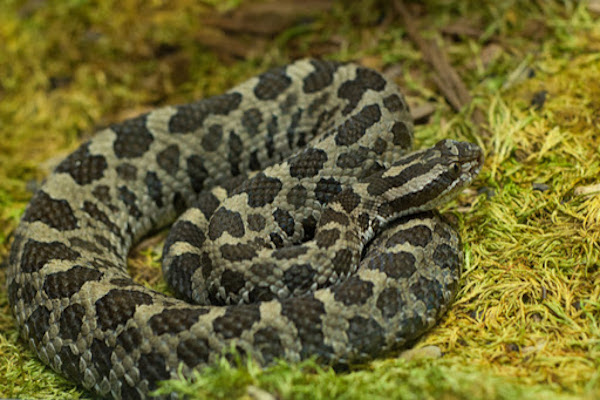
[451, 163, 460, 176]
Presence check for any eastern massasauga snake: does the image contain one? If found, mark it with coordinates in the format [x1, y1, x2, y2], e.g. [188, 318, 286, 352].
[7, 59, 483, 399]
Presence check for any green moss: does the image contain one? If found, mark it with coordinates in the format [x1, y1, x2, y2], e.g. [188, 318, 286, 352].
[2, 0, 600, 399]
[153, 355, 583, 400]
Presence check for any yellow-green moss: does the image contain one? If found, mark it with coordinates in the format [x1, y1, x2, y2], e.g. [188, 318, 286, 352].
[2, 0, 600, 398]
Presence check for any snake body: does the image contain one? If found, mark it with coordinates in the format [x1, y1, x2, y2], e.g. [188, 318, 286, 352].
[7, 59, 482, 399]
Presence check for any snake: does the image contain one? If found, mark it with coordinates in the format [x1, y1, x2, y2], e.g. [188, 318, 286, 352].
[6, 59, 483, 399]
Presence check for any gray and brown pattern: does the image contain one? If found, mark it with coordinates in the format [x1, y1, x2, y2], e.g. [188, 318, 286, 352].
[7, 59, 483, 399]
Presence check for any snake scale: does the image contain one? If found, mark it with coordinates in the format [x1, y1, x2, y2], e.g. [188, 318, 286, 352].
[7, 59, 483, 399]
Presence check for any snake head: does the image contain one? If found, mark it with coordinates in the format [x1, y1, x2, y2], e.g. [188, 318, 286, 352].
[371, 139, 484, 219]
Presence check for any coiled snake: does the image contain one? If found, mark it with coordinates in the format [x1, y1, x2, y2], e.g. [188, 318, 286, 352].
[7, 59, 483, 399]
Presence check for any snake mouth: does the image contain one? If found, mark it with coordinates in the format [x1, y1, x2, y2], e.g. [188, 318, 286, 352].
[461, 143, 484, 178]
[473, 147, 485, 175]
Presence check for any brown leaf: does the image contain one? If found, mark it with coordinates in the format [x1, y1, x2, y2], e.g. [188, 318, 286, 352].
[590, 0, 600, 14]
[206, 0, 334, 36]
[520, 18, 548, 41]
[410, 103, 436, 124]
[194, 27, 266, 60]
[479, 43, 503, 69]
[441, 17, 484, 39]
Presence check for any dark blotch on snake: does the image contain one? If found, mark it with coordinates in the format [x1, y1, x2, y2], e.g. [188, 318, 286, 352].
[280, 296, 333, 359]
[283, 263, 316, 293]
[332, 248, 354, 276]
[383, 93, 406, 112]
[202, 124, 223, 152]
[315, 177, 342, 205]
[247, 213, 266, 232]
[273, 208, 295, 237]
[434, 243, 461, 271]
[56, 142, 108, 184]
[209, 207, 245, 240]
[238, 173, 283, 207]
[286, 184, 308, 209]
[289, 148, 328, 179]
[302, 59, 341, 93]
[279, 93, 297, 114]
[221, 269, 246, 295]
[253, 328, 284, 364]
[219, 243, 257, 262]
[249, 150, 260, 171]
[149, 308, 209, 335]
[157, 144, 180, 176]
[118, 186, 142, 219]
[335, 104, 381, 146]
[196, 192, 221, 220]
[242, 108, 263, 136]
[319, 208, 349, 227]
[376, 287, 406, 319]
[410, 278, 444, 312]
[89, 339, 114, 382]
[347, 316, 385, 358]
[301, 215, 317, 241]
[334, 277, 373, 306]
[368, 251, 417, 279]
[164, 220, 205, 254]
[254, 65, 292, 100]
[9, 280, 35, 310]
[336, 188, 361, 213]
[165, 253, 203, 301]
[266, 116, 277, 158]
[116, 163, 137, 180]
[22, 191, 78, 231]
[112, 114, 154, 158]
[82, 201, 123, 239]
[91, 185, 111, 203]
[213, 304, 260, 339]
[69, 237, 103, 255]
[385, 225, 433, 248]
[177, 338, 210, 368]
[95, 289, 153, 331]
[59, 304, 85, 341]
[20, 240, 80, 273]
[173, 192, 187, 215]
[26, 306, 50, 344]
[137, 351, 170, 390]
[168, 92, 242, 134]
[315, 228, 340, 249]
[308, 93, 331, 116]
[357, 213, 370, 231]
[337, 68, 386, 115]
[336, 148, 369, 169]
[186, 155, 209, 193]
[228, 131, 243, 176]
[43, 266, 103, 299]
[116, 327, 143, 351]
[273, 246, 308, 260]
[145, 171, 164, 207]
[392, 121, 412, 146]
[58, 345, 84, 383]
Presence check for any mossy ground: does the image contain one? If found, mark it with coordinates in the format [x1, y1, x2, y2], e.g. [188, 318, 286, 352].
[1, 0, 599, 398]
